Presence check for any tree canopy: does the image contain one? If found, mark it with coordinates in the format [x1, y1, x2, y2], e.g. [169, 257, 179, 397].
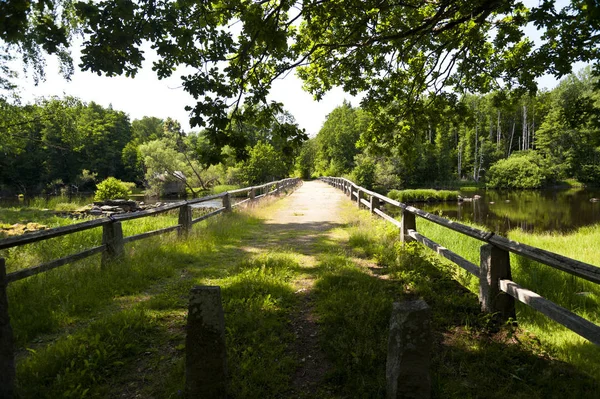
[3, 0, 600, 146]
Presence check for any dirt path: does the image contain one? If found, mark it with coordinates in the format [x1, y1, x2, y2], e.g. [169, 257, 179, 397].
[261, 180, 349, 396]
[265, 180, 348, 227]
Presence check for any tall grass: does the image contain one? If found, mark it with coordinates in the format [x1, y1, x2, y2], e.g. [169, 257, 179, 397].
[415, 216, 600, 379]
[314, 208, 597, 397]
[387, 189, 459, 202]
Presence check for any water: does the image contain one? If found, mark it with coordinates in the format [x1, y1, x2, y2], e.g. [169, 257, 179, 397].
[413, 188, 600, 234]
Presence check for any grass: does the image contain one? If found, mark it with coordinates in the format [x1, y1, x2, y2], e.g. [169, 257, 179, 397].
[312, 209, 597, 397]
[415, 216, 600, 380]
[4, 185, 599, 397]
[387, 189, 459, 203]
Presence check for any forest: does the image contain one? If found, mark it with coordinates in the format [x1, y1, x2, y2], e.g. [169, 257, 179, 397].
[2, 66, 599, 199]
[0, 97, 306, 197]
[300, 67, 600, 192]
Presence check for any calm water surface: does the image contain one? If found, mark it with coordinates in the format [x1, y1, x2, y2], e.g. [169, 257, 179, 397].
[415, 188, 600, 235]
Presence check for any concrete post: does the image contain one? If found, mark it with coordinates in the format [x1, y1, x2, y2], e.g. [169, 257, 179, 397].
[178, 204, 193, 236]
[223, 193, 232, 212]
[479, 244, 516, 321]
[0, 259, 15, 399]
[400, 210, 416, 244]
[101, 221, 124, 267]
[386, 300, 431, 399]
[186, 286, 227, 398]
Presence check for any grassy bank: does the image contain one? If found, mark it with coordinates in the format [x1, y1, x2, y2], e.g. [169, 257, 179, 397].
[415, 217, 600, 379]
[3, 187, 598, 397]
[388, 188, 459, 202]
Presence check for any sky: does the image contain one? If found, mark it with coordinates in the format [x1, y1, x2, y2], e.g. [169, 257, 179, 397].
[11, 0, 585, 137]
[14, 42, 362, 137]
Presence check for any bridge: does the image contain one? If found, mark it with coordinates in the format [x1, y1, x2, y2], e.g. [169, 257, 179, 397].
[1, 179, 599, 397]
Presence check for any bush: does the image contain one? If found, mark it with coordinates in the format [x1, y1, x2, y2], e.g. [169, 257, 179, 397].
[486, 151, 556, 189]
[350, 154, 377, 190]
[94, 177, 132, 201]
[575, 164, 600, 184]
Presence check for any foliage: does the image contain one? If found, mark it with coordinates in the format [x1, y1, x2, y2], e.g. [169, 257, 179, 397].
[294, 139, 317, 179]
[315, 102, 367, 176]
[240, 142, 288, 185]
[486, 151, 557, 189]
[349, 154, 377, 191]
[387, 189, 459, 202]
[94, 177, 131, 201]
[65, 0, 600, 152]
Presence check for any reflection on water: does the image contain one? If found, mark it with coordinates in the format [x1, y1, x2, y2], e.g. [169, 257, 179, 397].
[403, 188, 600, 234]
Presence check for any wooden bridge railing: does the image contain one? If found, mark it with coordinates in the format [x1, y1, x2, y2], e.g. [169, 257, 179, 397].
[0, 177, 300, 397]
[321, 176, 600, 346]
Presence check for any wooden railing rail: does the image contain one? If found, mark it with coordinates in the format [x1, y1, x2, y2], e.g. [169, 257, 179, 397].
[321, 176, 600, 345]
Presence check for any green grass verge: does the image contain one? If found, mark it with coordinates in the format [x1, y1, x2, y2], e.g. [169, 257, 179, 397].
[388, 189, 459, 202]
[315, 210, 598, 397]
[6, 189, 599, 397]
[415, 216, 600, 380]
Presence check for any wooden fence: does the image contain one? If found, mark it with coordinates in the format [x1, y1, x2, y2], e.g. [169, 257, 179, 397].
[0, 177, 300, 398]
[321, 177, 600, 346]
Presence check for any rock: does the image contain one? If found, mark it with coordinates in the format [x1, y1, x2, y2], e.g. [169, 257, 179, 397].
[100, 205, 122, 212]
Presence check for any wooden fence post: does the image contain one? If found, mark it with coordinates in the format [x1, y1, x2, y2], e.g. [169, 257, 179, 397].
[178, 204, 193, 236]
[386, 300, 431, 399]
[0, 258, 15, 399]
[223, 193, 232, 212]
[347, 183, 352, 198]
[370, 195, 379, 215]
[186, 286, 227, 398]
[250, 188, 256, 201]
[479, 244, 516, 321]
[400, 210, 416, 244]
[356, 189, 362, 208]
[101, 221, 124, 267]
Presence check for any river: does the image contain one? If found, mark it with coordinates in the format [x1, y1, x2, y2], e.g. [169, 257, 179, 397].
[415, 188, 600, 234]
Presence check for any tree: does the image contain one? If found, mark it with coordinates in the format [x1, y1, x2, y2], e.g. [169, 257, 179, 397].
[63, 0, 600, 151]
[315, 102, 367, 176]
[0, 0, 75, 90]
[240, 142, 287, 185]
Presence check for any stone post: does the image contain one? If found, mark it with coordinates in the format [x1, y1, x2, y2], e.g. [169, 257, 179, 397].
[101, 221, 124, 268]
[223, 193, 232, 212]
[400, 210, 416, 244]
[178, 204, 193, 236]
[0, 259, 15, 399]
[386, 300, 431, 399]
[186, 286, 227, 398]
[479, 244, 516, 321]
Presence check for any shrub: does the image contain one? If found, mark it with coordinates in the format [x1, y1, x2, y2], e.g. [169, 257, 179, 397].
[350, 154, 377, 190]
[486, 151, 557, 189]
[94, 177, 132, 201]
[575, 164, 600, 185]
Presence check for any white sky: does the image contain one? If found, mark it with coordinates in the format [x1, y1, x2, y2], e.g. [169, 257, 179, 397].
[11, 0, 584, 137]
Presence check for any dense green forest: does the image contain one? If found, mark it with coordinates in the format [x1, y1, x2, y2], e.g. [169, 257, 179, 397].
[2, 66, 599, 197]
[300, 67, 600, 192]
[0, 97, 306, 196]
